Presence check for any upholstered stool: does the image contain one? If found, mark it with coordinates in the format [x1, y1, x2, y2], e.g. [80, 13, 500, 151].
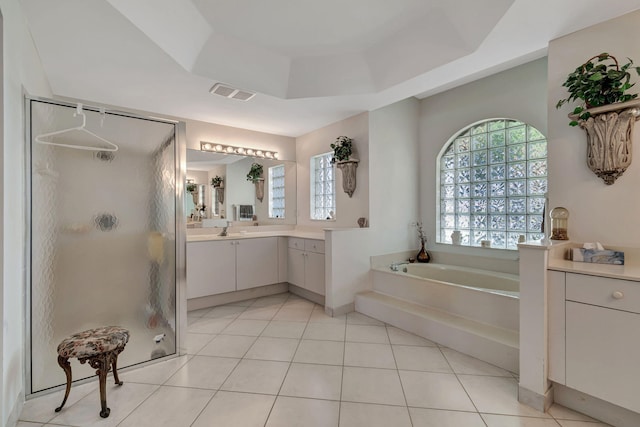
[55, 326, 129, 418]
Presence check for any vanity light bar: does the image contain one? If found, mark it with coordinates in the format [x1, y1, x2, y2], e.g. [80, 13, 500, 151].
[200, 141, 278, 159]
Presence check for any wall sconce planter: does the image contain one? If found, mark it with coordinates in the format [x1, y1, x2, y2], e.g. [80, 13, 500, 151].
[214, 185, 225, 204]
[336, 159, 359, 197]
[569, 99, 640, 185]
[253, 178, 265, 202]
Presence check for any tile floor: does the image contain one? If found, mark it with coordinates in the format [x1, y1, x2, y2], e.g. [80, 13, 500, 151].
[19, 293, 611, 427]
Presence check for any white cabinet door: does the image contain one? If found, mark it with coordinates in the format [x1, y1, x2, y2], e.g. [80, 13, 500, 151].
[187, 240, 236, 298]
[287, 248, 305, 288]
[236, 237, 279, 290]
[305, 251, 325, 296]
[566, 301, 640, 413]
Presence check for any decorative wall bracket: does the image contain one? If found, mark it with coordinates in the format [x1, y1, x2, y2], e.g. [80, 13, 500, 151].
[336, 159, 359, 197]
[214, 185, 224, 204]
[570, 99, 640, 185]
[254, 178, 265, 202]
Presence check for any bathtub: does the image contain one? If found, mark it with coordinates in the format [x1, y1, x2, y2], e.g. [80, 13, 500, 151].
[371, 262, 519, 332]
[400, 263, 519, 297]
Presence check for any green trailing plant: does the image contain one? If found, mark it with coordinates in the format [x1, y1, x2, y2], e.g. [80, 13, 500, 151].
[556, 52, 640, 126]
[330, 136, 353, 164]
[211, 175, 223, 187]
[186, 183, 197, 193]
[246, 162, 263, 182]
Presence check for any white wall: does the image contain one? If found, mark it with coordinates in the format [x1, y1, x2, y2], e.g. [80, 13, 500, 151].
[326, 98, 420, 311]
[549, 11, 640, 246]
[185, 118, 296, 161]
[418, 58, 548, 252]
[296, 112, 369, 229]
[1, 0, 52, 424]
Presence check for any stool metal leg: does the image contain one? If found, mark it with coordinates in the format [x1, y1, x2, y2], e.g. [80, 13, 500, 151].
[97, 359, 110, 418]
[112, 348, 123, 386]
[55, 356, 72, 413]
[86, 353, 111, 418]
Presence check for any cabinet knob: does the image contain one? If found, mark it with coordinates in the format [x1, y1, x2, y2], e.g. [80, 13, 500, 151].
[612, 291, 624, 299]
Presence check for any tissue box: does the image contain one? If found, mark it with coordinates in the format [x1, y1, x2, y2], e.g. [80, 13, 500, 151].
[572, 248, 625, 265]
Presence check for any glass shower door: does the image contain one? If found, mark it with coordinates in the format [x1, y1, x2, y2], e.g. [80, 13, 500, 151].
[29, 99, 178, 393]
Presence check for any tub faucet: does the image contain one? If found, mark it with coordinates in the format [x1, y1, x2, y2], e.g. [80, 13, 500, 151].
[390, 262, 407, 271]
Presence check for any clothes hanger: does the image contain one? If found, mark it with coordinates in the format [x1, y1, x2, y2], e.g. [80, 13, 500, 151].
[34, 103, 119, 152]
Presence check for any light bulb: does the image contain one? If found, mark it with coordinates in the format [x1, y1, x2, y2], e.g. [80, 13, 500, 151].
[226, 146, 235, 153]
[203, 143, 212, 150]
[215, 145, 223, 152]
[236, 147, 245, 154]
[247, 149, 255, 155]
[256, 150, 263, 157]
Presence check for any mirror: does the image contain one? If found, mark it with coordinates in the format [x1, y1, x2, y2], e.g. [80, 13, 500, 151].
[185, 183, 206, 220]
[186, 148, 297, 225]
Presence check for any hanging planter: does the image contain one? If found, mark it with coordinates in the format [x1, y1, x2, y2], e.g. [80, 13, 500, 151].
[330, 135, 359, 197]
[254, 178, 265, 202]
[246, 162, 264, 202]
[557, 52, 640, 185]
[211, 176, 225, 204]
[569, 100, 640, 184]
[336, 160, 359, 197]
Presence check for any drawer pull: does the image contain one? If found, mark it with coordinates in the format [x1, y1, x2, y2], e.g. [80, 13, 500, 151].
[612, 291, 624, 299]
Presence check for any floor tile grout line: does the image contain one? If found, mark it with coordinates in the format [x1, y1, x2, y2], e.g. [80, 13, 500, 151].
[439, 345, 489, 427]
[336, 317, 347, 426]
[385, 323, 414, 427]
[111, 382, 163, 427]
[261, 294, 313, 427]
[187, 388, 220, 427]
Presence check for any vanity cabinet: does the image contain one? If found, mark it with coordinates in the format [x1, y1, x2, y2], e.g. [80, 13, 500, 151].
[187, 240, 236, 298]
[187, 237, 279, 298]
[287, 238, 325, 295]
[236, 237, 279, 290]
[549, 270, 640, 413]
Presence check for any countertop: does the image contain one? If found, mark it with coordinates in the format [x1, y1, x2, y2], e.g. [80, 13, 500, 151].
[187, 230, 325, 242]
[548, 259, 640, 282]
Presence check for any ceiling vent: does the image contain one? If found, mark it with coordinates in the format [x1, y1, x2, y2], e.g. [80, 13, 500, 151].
[209, 83, 256, 101]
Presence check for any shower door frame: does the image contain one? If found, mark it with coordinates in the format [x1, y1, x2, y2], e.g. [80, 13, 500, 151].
[24, 96, 187, 397]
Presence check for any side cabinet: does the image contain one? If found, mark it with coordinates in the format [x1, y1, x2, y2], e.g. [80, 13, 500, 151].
[549, 270, 640, 413]
[287, 238, 325, 295]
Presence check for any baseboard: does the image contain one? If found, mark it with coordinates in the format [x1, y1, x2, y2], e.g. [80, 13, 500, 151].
[186, 283, 288, 311]
[287, 284, 324, 305]
[327, 302, 354, 317]
[518, 384, 553, 412]
[553, 383, 640, 427]
[6, 390, 24, 427]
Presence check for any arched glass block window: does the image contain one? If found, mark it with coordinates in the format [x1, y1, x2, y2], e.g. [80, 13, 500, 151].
[438, 119, 547, 249]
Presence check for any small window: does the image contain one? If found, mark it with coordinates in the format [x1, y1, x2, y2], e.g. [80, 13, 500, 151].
[310, 152, 336, 220]
[268, 165, 285, 218]
[438, 119, 547, 249]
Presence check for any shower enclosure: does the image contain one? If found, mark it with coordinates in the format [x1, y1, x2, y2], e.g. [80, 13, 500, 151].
[27, 98, 185, 394]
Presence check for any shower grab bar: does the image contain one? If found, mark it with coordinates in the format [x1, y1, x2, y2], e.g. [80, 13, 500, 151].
[35, 103, 119, 152]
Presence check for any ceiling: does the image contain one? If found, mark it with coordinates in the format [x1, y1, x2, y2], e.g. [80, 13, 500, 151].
[21, 0, 640, 137]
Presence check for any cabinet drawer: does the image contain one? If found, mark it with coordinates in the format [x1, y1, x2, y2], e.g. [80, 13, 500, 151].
[305, 239, 325, 254]
[566, 273, 640, 314]
[289, 237, 305, 250]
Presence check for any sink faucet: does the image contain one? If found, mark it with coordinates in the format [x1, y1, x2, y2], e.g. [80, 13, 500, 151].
[219, 221, 232, 237]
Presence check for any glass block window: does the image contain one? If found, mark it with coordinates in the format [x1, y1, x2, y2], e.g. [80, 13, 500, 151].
[268, 164, 285, 218]
[438, 119, 547, 249]
[310, 153, 336, 220]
